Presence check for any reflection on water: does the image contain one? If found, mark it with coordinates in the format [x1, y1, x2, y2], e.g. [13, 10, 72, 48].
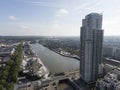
[30, 43, 79, 74]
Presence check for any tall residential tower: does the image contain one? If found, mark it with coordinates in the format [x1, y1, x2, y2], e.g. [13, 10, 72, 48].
[80, 13, 103, 83]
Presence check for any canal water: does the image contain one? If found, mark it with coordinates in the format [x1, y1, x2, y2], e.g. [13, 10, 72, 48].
[30, 43, 79, 74]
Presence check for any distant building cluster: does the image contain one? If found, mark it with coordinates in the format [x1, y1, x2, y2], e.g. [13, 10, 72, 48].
[103, 46, 120, 60]
[0, 42, 20, 67]
[97, 68, 120, 90]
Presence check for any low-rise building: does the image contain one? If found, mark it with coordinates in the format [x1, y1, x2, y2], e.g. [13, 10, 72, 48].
[28, 57, 42, 76]
[15, 77, 34, 90]
[96, 68, 120, 90]
[0, 47, 15, 57]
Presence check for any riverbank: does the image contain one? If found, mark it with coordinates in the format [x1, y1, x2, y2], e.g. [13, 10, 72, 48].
[53, 50, 80, 60]
[41, 44, 80, 60]
[21, 43, 50, 79]
[29, 45, 50, 79]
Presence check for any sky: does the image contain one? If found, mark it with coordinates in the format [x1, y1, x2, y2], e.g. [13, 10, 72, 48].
[0, 0, 120, 36]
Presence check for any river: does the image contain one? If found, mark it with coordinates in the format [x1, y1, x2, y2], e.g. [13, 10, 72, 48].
[30, 43, 79, 74]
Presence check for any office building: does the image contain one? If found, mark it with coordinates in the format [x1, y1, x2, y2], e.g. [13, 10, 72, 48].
[80, 13, 104, 83]
[103, 46, 115, 58]
[114, 48, 120, 60]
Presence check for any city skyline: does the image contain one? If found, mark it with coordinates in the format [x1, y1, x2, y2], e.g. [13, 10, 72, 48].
[0, 0, 120, 36]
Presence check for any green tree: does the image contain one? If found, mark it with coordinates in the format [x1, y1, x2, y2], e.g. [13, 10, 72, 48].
[0, 85, 6, 90]
[0, 44, 23, 90]
[7, 82, 14, 90]
[0, 79, 6, 86]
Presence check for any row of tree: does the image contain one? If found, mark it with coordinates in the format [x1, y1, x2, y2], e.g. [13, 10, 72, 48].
[0, 44, 23, 90]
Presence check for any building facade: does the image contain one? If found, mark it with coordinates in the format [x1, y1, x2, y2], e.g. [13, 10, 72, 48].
[80, 13, 104, 83]
[103, 46, 120, 61]
[103, 46, 115, 58]
[114, 48, 120, 60]
[96, 68, 120, 90]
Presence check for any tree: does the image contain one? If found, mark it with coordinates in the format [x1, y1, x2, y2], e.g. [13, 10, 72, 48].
[7, 60, 14, 66]
[11, 72, 18, 82]
[0, 85, 6, 90]
[0, 79, 6, 86]
[7, 82, 14, 90]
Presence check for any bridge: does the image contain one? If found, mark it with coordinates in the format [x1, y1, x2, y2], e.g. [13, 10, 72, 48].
[38, 71, 80, 89]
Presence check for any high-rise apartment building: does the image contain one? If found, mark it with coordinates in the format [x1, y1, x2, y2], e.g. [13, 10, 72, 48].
[80, 13, 104, 83]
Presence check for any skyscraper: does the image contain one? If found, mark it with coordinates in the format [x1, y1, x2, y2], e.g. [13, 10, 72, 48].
[80, 13, 103, 83]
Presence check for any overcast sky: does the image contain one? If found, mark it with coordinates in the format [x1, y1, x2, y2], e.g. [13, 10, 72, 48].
[0, 0, 120, 36]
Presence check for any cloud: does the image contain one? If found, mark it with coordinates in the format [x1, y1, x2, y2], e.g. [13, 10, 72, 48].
[74, 0, 101, 11]
[75, 3, 90, 10]
[20, 25, 30, 30]
[56, 9, 69, 17]
[24, 1, 62, 8]
[51, 23, 60, 29]
[103, 16, 120, 36]
[8, 16, 18, 21]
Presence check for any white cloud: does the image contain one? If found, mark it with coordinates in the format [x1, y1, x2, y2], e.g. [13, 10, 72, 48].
[25, 1, 62, 8]
[56, 9, 69, 17]
[20, 25, 30, 30]
[8, 16, 18, 21]
[74, 0, 101, 11]
[103, 16, 120, 36]
[51, 23, 60, 29]
[75, 3, 90, 10]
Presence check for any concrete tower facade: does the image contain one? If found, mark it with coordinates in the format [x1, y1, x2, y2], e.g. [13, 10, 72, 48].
[80, 13, 103, 83]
